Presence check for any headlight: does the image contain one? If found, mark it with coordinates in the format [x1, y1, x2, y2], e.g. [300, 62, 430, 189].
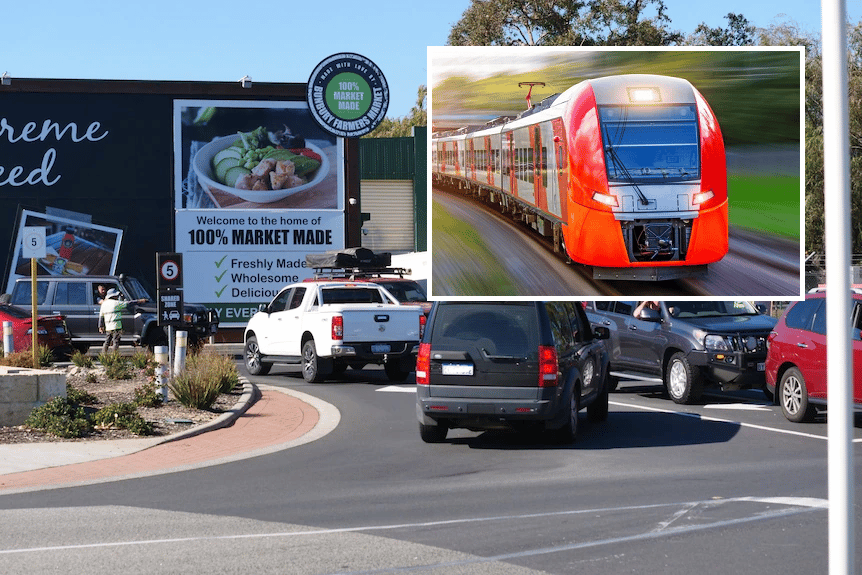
[704, 334, 731, 351]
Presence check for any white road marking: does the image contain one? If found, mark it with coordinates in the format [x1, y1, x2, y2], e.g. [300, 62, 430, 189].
[702, 403, 771, 412]
[376, 385, 416, 393]
[610, 400, 862, 442]
[0, 497, 827, 557]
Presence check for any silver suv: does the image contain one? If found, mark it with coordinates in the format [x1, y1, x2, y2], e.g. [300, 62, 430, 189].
[9, 274, 218, 353]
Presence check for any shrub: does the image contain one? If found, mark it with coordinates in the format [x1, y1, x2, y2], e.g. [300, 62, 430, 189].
[134, 380, 163, 407]
[93, 402, 154, 436]
[130, 349, 154, 370]
[169, 352, 239, 409]
[24, 397, 92, 438]
[0, 345, 55, 368]
[99, 353, 133, 380]
[85, 371, 99, 383]
[71, 350, 94, 368]
[66, 383, 98, 404]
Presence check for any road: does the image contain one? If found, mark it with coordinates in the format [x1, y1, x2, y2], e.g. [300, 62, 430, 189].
[432, 189, 800, 297]
[0, 362, 859, 574]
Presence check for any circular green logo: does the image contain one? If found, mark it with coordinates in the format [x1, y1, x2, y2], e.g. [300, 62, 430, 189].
[307, 53, 389, 138]
[326, 73, 372, 120]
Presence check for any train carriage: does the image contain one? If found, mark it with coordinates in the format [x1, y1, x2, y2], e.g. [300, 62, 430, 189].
[432, 74, 728, 281]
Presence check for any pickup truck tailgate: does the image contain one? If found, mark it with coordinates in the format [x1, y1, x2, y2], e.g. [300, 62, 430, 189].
[339, 306, 422, 342]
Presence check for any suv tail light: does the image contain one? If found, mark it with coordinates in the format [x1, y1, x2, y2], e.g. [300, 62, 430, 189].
[539, 345, 558, 387]
[331, 315, 343, 340]
[416, 343, 431, 385]
[419, 314, 426, 339]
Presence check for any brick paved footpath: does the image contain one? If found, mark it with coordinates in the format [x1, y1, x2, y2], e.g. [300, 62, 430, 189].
[0, 387, 320, 493]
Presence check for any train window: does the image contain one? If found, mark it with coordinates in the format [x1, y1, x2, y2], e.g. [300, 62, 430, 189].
[599, 104, 699, 183]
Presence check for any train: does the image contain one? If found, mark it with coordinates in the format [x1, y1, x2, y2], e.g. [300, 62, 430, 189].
[431, 74, 728, 281]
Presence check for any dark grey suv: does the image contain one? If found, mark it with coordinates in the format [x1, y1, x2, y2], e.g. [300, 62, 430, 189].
[585, 301, 776, 404]
[415, 301, 611, 443]
[9, 274, 218, 352]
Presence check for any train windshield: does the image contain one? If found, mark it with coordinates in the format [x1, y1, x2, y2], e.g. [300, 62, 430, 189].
[599, 105, 699, 183]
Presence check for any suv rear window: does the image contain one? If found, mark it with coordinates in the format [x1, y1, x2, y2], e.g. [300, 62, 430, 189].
[10, 281, 49, 305]
[430, 303, 538, 358]
[320, 287, 385, 304]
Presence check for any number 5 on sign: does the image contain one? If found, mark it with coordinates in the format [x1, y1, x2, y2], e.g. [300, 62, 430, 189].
[22, 227, 47, 259]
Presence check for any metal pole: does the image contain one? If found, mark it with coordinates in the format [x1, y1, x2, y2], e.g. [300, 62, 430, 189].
[3, 321, 13, 356]
[174, 330, 187, 375]
[155, 345, 169, 402]
[30, 257, 37, 367]
[822, 1, 854, 574]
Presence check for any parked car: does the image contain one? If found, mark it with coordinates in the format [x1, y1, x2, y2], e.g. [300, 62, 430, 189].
[415, 301, 611, 443]
[0, 303, 74, 360]
[765, 290, 862, 422]
[8, 274, 218, 353]
[585, 301, 776, 404]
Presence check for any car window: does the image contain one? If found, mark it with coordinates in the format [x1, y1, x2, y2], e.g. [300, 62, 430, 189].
[376, 281, 427, 303]
[810, 299, 826, 335]
[784, 299, 820, 331]
[10, 281, 48, 305]
[54, 281, 88, 305]
[594, 301, 612, 312]
[545, 303, 574, 353]
[288, 288, 306, 310]
[269, 289, 291, 313]
[613, 301, 635, 316]
[321, 287, 384, 304]
[431, 303, 538, 358]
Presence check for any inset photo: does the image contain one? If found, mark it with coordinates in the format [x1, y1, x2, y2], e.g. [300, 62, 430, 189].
[428, 46, 804, 299]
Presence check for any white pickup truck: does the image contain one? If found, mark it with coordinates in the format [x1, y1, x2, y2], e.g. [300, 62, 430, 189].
[243, 281, 424, 382]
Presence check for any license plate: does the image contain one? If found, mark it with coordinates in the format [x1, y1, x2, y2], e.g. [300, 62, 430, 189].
[757, 362, 765, 371]
[442, 363, 473, 376]
[371, 344, 391, 353]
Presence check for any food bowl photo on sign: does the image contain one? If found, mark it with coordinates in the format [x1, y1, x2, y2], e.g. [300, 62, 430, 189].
[193, 128, 329, 204]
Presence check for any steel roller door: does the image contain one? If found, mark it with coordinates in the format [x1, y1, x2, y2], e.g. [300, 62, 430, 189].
[360, 180, 415, 252]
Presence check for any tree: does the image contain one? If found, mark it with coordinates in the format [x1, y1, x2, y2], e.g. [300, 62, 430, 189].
[365, 85, 427, 138]
[685, 13, 756, 46]
[446, 0, 681, 46]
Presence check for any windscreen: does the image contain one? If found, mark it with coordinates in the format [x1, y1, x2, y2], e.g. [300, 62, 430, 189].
[666, 301, 758, 318]
[599, 104, 699, 183]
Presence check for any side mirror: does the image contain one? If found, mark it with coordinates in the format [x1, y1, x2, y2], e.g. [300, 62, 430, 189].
[258, 303, 269, 313]
[637, 308, 662, 322]
[755, 304, 767, 314]
[593, 326, 610, 340]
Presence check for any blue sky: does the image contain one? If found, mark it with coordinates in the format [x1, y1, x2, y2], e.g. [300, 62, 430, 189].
[1, 1, 857, 118]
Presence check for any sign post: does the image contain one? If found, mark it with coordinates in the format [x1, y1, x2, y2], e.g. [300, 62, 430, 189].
[21, 227, 46, 367]
[157, 252, 184, 386]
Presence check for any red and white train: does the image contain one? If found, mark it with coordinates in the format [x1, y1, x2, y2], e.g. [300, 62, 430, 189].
[432, 74, 728, 281]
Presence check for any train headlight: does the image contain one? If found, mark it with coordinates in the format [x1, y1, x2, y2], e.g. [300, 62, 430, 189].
[693, 190, 715, 206]
[592, 191, 618, 208]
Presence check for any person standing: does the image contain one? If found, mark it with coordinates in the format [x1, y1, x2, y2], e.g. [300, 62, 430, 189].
[98, 289, 145, 354]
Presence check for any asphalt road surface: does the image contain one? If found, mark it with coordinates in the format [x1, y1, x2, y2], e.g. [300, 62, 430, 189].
[0, 362, 859, 574]
[432, 189, 800, 298]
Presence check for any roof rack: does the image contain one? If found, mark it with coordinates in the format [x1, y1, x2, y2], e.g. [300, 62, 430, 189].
[312, 266, 412, 280]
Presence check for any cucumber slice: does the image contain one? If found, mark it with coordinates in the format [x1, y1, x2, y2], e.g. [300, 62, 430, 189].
[215, 157, 241, 182]
[213, 147, 242, 165]
[224, 166, 251, 187]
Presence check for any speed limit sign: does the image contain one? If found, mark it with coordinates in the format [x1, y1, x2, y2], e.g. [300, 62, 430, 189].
[156, 252, 183, 289]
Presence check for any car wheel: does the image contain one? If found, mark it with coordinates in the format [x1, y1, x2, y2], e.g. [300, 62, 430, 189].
[665, 352, 703, 404]
[587, 372, 610, 423]
[244, 335, 271, 376]
[384, 359, 411, 382]
[145, 329, 168, 352]
[419, 421, 448, 443]
[555, 390, 579, 444]
[779, 367, 816, 423]
[302, 340, 328, 383]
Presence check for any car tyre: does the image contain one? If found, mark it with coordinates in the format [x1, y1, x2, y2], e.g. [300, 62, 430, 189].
[665, 352, 703, 404]
[779, 367, 816, 423]
[555, 389, 579, 444]
[419, 421, 448, 443]
[244, 335, 271, 376]
[587, 372, 610, 423]
[302, 340, 329, 383]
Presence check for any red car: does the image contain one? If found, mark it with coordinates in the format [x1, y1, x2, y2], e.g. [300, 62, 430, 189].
[0, 303, 74, 360]
[764, 290, 862, 422]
